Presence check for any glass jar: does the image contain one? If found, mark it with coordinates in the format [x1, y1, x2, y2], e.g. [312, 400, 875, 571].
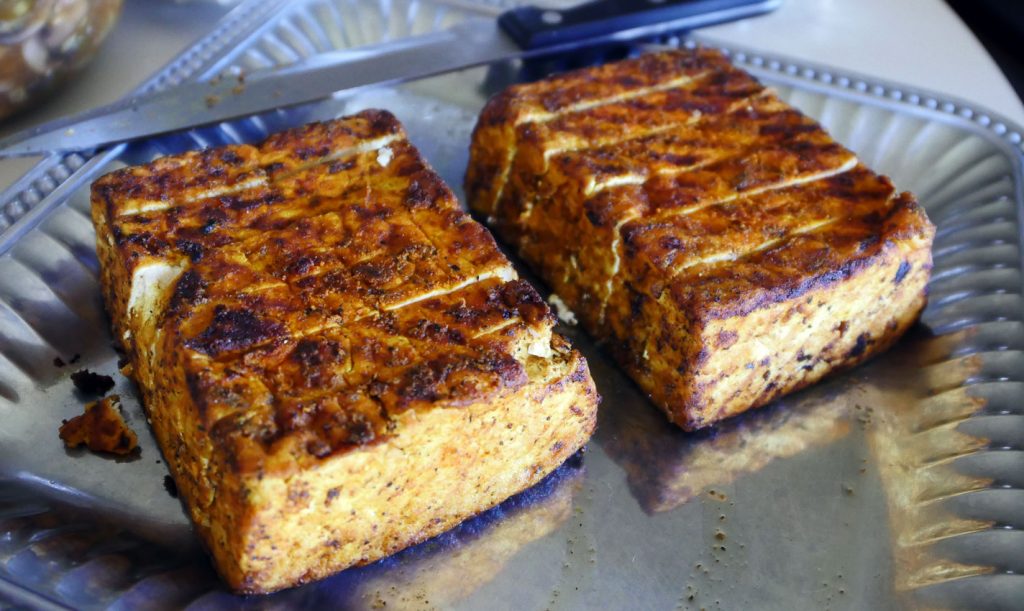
[0, 0, 124, 120]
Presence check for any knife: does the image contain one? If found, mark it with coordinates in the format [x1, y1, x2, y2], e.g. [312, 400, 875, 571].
[0, 0, 779, 158]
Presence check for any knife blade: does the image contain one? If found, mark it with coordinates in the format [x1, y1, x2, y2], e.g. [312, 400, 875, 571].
[0, 0, 779, 158]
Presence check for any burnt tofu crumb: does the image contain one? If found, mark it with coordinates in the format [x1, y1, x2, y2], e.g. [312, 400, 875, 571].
[70, 369, 116, 396]
[91, 109, 598, 593]
[59, 395, 138, 456]
[466, 48, 934, 430]
[163, 475, 179, 498]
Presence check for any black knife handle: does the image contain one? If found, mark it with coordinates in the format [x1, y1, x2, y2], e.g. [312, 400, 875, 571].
[499, 0, 767, 50]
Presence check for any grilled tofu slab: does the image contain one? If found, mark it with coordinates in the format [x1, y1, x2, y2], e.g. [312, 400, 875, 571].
[466, 49, 934, 430]
[91, 110, 598, 593]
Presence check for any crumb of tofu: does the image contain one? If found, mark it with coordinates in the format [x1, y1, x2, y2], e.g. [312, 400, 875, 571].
[59, 395, 139, 456]
[164, 474, 179, 498]
[70, 369, 115, 395]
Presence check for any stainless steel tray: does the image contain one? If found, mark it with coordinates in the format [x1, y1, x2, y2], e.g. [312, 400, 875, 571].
[2, 1, 1024, 609]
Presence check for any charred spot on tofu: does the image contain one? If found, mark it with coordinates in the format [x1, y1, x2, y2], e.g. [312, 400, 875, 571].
[185, 306, 285, 357]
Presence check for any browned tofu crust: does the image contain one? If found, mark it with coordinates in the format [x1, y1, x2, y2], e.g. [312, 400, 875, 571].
[91, 110, 598, 593]
[466, 49, 934, 430]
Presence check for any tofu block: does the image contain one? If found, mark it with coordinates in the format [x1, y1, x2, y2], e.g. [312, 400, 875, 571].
[91, 110, 598, 593]
[466, 49, 934, 430]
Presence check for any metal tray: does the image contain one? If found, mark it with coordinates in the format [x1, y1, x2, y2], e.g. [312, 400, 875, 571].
[2, 1, 1024, 609]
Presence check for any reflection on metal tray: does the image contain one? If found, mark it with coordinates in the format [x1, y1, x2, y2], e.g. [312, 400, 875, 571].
[2, 1, 1024, 609]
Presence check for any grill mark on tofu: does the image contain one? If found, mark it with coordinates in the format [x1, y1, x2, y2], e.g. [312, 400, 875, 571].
[126, 146, 517, 347]
[111, 151, 399, 257]
[189, 277, 549, 452]
[500, 85, 852, 327]
[531, 72, 765, 166]
[534, 124, 856, 323]
[98, 111, 560, 462]
[101, 114, 404, 218]
[571, 97, 822, 197]
[656, 190, 924, 324]
[500, 72, 768, 234]
[524, 96, 840, 323]
[113, 136, 400, 217]
[479, 61, 729, 217]
[638, 152, 857, 222]
[597, 151, 858, 318]
[267, 138, 512, 283]
[623, 166, 893, 280]
[172, 226, 518, 358]
[117, 176, 271, 217]
[481, 56, 858, 328]
[484, 71, 718, 216]
[488, 48, 733, 121]
[185, 306, 286, 357]
[264, 134, 403, 182]
[380, 267, 517, 312]
[670, 217, 839, 272]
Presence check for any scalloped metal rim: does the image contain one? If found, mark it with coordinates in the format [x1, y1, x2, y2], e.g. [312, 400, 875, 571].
[2, 6, 1024, 608]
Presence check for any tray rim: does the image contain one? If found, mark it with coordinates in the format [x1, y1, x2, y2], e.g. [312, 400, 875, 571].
[3, 6, 1024, 610]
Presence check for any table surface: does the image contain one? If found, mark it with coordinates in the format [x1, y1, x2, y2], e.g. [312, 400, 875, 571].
[1, 0, 1022, 193]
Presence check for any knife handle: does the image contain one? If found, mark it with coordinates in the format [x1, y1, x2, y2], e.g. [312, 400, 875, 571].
[499, 0, 763, 50]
